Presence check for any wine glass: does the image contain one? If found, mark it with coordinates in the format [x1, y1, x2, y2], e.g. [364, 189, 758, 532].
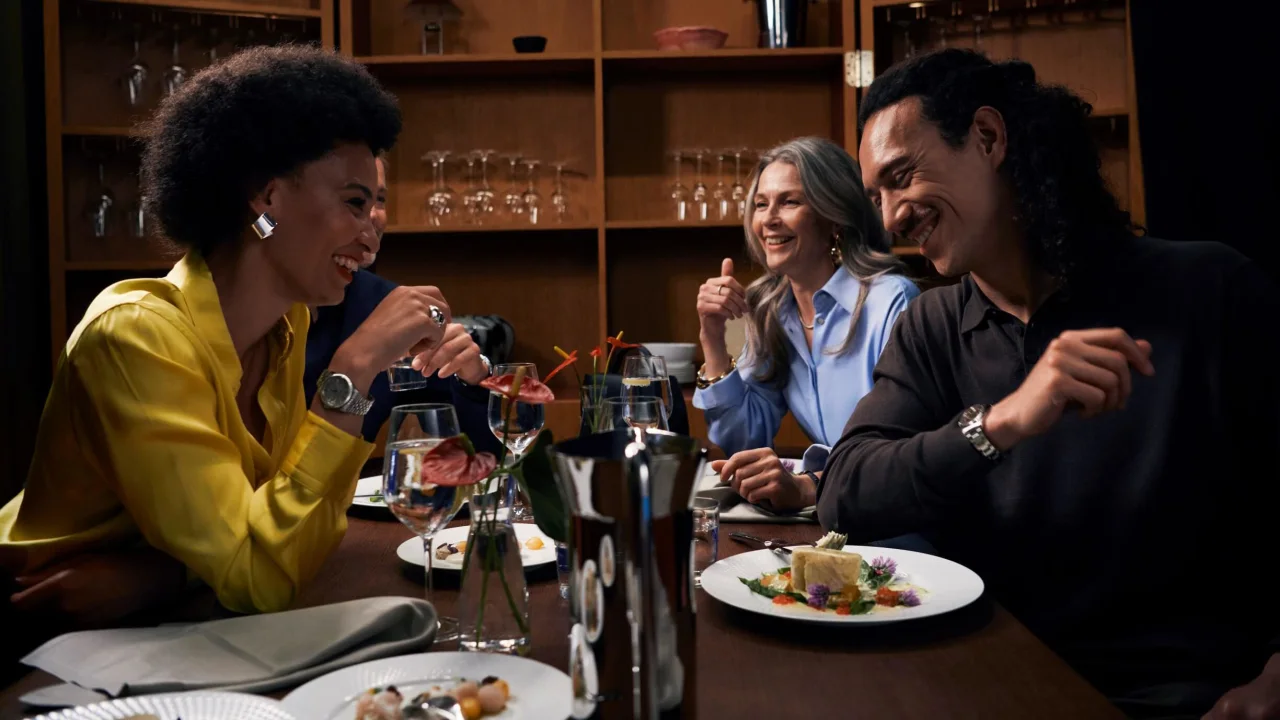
[550, 161, 569, 223]
[520, 160, 541, 225]
[88, 162, 115, 239]
[423, 150, 455, 226]
[501, 153, 525, 217]
[473, 149, 498, 223]
[383, 403, 474, 643]
[461, 154, 479, 223]
[486, 363, 545, 521]
[731, 148, 750, 219]
[124, 22, 149, 108]
[670, 150, 690, 221]
[602, 397, 668, 433]
[712, 151, 731, 221]
[691, 149, 710, 221]
[621, 355, 674, 424]
[163, 23, 189, 96]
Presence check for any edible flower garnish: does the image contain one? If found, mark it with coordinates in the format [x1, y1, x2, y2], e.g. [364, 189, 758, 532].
[898, 589, 921, 607]
[805, 584, 831, 609]
[866, 556, 897, 588]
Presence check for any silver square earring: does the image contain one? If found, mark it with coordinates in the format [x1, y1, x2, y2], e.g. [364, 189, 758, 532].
[251, 212, 277, 239]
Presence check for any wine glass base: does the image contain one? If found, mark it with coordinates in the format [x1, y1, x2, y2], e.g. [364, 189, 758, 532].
[433, 616, 460, 644]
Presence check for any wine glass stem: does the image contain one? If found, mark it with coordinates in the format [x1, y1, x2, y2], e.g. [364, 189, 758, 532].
[421, 534, 435, 603]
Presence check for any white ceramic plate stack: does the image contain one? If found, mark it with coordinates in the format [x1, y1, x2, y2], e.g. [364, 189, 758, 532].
[643, 342, 697, 385]
[281, 652, 573, 719]
[699, 545, 985, 625]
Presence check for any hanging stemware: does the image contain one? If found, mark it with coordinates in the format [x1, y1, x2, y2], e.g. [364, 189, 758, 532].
[163, 23, 189, 96]
[124, 22, 149, 108]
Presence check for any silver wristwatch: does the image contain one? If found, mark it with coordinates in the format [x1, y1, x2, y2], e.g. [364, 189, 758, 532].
[316, 370, 374, 416]
[958, 404, 1001, 462]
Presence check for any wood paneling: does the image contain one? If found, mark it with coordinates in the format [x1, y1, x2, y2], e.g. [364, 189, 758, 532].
[601, 0, 840, 52]
[603, 71, 835, 223]
[360, 0, 595, 57]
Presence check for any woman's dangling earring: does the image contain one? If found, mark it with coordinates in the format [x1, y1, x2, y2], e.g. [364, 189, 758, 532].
[830, 232, 844, 266]
[251, 212, 277, 239]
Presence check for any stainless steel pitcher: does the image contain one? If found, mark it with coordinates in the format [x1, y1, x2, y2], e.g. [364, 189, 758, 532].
[549, 430, 708, 720]
[754, 0, 813, 49]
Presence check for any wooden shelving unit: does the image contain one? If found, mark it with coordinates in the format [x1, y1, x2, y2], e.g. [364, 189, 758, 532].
[87, 0, 323, 18]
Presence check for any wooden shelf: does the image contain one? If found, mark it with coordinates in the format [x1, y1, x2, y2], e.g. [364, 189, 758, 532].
[63, 125, 142, 137]
[357, 52, 595, 78]
[66, 259, 177, 271]
[385, 222, 598, 235]
[606, 219, 742, 230]
[1090, 106, 1129, 118]
[86, 0, 322, 18]
[602, 47, 845, 73]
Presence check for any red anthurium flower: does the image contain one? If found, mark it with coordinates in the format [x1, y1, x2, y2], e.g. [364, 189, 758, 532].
[606, 335, 640, 351]
[589, 346, 603, 359]
[543, 350, 579, 384]
[480, 373, 556, 404]
[418, 436, 498, 487]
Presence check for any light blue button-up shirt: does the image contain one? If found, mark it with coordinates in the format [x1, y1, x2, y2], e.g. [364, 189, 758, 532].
[693, 270, 919, 468]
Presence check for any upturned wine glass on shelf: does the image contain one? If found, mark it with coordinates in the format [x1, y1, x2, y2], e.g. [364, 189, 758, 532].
[730, 148, 750, 219]
[520, 159, 542, 225]
[501, 153, 525, 218]
[88, 161, 115, 239]
[486, 363, 544, 521]
[383, 403, 474, 643]
[712, 151, 731, 221]
[163, 23, 189, 97]
[123, 22, 149, 108]
[690, 148, 710, 221]
[422, 150, 455, 226]
[472, 149, 498, 223]
[550, 161, 570, 223]
[670, 150, 690, 222]
[461, 154, 480, 223]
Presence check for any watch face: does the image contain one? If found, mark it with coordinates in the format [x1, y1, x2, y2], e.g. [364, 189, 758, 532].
[319, 373, 354, 408]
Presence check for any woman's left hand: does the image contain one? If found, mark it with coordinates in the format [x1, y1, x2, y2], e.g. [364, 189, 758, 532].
[10, 548, 188, 629]
[710, 448, 818, 512]
[412, 323, 489, 385]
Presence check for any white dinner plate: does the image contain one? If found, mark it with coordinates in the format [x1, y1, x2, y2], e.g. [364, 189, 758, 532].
[28, 691, 293, 720]
[699, 545, 984, 625]
[396, 523, 556, 571]
[349, 476, 386, 510]
[280, 652, 572, 720]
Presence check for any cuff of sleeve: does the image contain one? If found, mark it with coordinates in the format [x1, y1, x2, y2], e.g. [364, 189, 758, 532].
[452, 377, 491, 403]
[283, 412, 375, 502]
[692, 369, 747, 411]
[800, 444, 830, 473]
[916, 411, 995, 501]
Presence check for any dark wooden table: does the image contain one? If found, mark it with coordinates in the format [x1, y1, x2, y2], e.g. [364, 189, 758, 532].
[0, 513, 1124, 719]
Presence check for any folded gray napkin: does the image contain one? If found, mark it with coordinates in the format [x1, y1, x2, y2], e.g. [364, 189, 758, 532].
[20, 596, 437, 707]
[696, 461, 818, 524]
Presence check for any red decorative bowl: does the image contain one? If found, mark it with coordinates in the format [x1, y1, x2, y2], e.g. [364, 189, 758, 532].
[653, 26, 729, 51]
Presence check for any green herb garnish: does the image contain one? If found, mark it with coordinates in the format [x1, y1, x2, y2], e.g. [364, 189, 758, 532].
[739, 577, 807, 603]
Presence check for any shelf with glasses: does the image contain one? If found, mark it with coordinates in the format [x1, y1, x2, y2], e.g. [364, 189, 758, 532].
[86, 0, 324, 19]
[601, 47, 846, 73]
[384, 222, 599, 235]
[63, 125, 144, 137]
[356, 52, 595, 78]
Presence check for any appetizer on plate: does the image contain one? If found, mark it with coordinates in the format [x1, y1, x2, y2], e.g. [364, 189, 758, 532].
[739, 544, 924, 615]
[355, 676, 512, 720]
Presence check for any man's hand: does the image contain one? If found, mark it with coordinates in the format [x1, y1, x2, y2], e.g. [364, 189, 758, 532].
[710, 448, 817, 512]
[11, 549, 188, 629]
[412, 323, 488, 385]
[984, 328, 1154, 451]
[1204, 654, 1280, 720]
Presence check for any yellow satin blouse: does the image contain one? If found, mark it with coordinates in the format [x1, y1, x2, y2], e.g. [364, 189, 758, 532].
[0, 254, 373, 613]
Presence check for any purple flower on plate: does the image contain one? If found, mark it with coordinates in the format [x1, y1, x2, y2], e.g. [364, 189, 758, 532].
[806, 583, 830, 609]
[870, 556, 897, 578]
[898, 589, 921, 607]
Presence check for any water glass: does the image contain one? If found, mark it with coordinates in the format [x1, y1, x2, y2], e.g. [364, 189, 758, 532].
[487, 363, 545, 521]
[387, 357, 430, 391]
[383, 403, 472, 642]
[555, 541, 571, 601]
[621, 355, 674, 422]
[457, 491, 531, 655]
[692, 497, 720, 588]
[602, 397, 668, 433]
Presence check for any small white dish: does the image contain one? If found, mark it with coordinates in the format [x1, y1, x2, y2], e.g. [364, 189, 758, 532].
[396, 523, 556, 571]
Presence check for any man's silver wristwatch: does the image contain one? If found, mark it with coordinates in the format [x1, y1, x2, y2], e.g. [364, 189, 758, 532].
[316, 370, 374, 416]
[958, 404, 1002, 462]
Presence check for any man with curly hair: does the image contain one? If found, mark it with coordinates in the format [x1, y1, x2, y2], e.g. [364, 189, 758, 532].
[820, 49, 1280, 718]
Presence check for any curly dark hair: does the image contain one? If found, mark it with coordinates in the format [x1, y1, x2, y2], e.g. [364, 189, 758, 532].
[858, 48, 1134, 282]
[141, 45, 401, 256]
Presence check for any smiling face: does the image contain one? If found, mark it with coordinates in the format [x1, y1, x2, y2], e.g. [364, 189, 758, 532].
[860, 97, 1006, 277]
[253, 142, 380, 306]
[371, 156, 388, 244]
[750, 161, 836, 277]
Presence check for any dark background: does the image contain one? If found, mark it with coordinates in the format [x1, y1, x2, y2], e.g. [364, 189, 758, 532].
[2, 2, 1277, 500]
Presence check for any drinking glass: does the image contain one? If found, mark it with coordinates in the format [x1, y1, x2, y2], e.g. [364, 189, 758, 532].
[383, 403, 473, 642]
[550, 161, 569, 223]
[621, 355, 674, 423]
[124, 23, 149, 108]
[731, 148, 749, 219]
[712, 151, 731, 221]
[691, 149, 710, 221]
[473, 149, 498, 223]
[88, 162, 115, 239]
[602, 397, 668, 433]
[501, 153, 525, 217]
[521, 160, 542, 225]
[461, 154, 479, 223]
[692, 497, 720, 588]
[423, 150, 455, 226]
[163, 24, 188, 96]
[670, 151, 690, 221]
[387, 357, 431, 391]
[487, 363, 545, 521]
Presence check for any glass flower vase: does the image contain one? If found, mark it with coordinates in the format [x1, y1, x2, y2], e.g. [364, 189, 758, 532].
[457, 481, 531, 655]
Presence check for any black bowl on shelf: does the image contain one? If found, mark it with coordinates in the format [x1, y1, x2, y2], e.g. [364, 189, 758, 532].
[512, 35, 547, 53]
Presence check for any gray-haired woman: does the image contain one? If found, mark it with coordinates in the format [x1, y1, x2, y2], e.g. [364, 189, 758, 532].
[693, 136, 919, 512]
